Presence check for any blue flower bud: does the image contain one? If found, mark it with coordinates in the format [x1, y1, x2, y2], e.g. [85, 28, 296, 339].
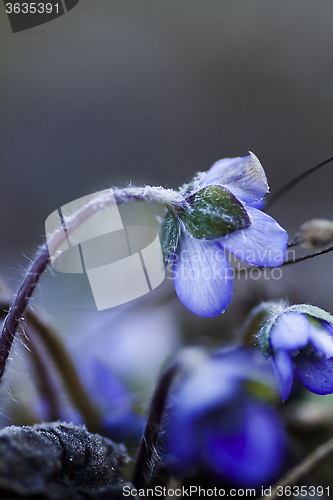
[256, 302, 333, 401]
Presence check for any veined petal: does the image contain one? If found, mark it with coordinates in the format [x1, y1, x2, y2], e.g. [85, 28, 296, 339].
[294, 351, 333, 395]
[270, 313, 311, 351]
[220, 207, 288, 267]
[173, 236, 233, 317]
[272, 350, 294, 401]
[248, 199, 266, 210]
[200, 152, 268, 204]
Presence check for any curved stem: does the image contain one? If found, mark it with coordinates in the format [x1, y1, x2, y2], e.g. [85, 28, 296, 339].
[0, 185, 181, 386]
[0, 244, 50, 382]
[265, 156, 333, 209]
[281, 245, 333, 266]
[0, 302, 103, 432]
[46, 186, 185, 261]
[132, 361, 181, 489]
[234, 245, 333, 276]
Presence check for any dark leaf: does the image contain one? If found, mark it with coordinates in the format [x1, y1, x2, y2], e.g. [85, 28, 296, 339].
[182, 186, 250, 239]
[160, 210, 180, 266]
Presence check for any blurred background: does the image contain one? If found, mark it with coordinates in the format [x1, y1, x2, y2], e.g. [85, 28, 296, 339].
[0, 0, 332, 433]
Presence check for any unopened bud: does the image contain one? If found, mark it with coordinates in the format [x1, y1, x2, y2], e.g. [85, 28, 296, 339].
[290, 218, 333, 249]
[241, 300, 288, 351]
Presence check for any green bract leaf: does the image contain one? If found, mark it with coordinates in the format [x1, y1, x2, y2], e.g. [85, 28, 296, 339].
[182, 186, 250, 240]
[160, 210, 180, 266]
[287, 304, 333, 326]
[258, 315, 276, 359]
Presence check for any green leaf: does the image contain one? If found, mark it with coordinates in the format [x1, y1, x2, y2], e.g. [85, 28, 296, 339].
[255, 301, 288, 358]
[258, 315, 276, 358]
[160, 210, 180, 266]
[287, 304, 333, 326]
[182, 186, 250, 239]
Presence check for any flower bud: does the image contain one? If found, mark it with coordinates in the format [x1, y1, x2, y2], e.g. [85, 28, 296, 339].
[255, 302, 333, 401]
[241, 301, 288, 351]
[290, 218, 333, 249]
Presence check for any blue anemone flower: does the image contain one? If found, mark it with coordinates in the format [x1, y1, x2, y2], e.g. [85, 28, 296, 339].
[88, 361, 145, 443]
[162, 153, 288, 317]
[71, 359, 144, 443]
[167, 348, 285, 487]
[257, 302, 333, 401]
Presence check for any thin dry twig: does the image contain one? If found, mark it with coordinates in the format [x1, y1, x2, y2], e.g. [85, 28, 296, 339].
[265, 156, 333, 209]
[260, 436, 333, 500]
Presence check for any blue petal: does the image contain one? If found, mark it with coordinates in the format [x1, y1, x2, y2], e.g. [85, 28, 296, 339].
[92, 360, 133, 413]
[102, 412, 145, 444]
[168, 412, 200, 473]
[167, 351, 284, 479]
[167, 361, 240, 473]
[200, 152, 268, 204]
[308, 322, 333, 359]
[220, 206, 288, 266]
[207, 401, 285, 487]
[294, 351, 333, 395]
[272, 350, 294, 401]
[175, 359, 242, 415]
[270, 312, 311, 351]
[173, 236, 233, 317]
[249, 199, 266, 210]
[213, 347, 278, 389]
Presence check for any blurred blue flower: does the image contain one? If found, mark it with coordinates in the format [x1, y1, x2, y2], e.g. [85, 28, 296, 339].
[164, 153, 288, 317]
[257, 302, 333, 401]
[85, 360, 145, 443]
[54, 357, 145, 444]
[167, 348, 285, 487]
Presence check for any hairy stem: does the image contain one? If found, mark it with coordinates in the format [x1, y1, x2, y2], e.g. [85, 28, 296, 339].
[0, 185, 182, 385]
[0, 302, 103, 432]
[261, 436, 333, 500]
[132, 361, 181, 489]
[0, 244, 50, 382]
[46, 186, 184, 258]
